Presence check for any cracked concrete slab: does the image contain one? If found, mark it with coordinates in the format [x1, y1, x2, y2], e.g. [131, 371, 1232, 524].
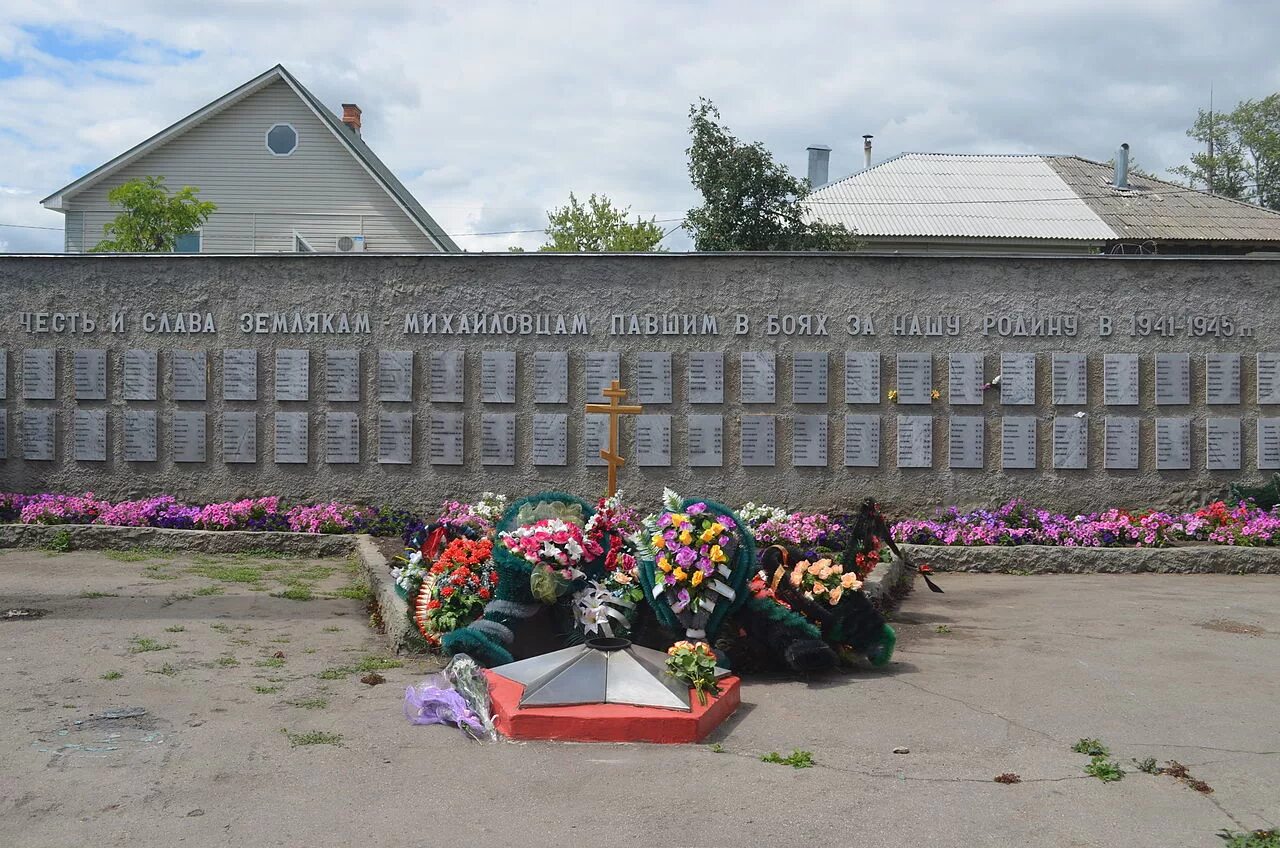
[1, 552, 1277, 847]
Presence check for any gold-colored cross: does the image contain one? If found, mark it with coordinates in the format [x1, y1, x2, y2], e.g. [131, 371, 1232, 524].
[585, 379, 643, 498]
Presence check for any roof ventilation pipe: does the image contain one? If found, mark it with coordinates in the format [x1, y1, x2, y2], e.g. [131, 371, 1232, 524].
[863, 134, 874, 169]
[806, 145, 831, 187]
[1114, 142, 1130, 189]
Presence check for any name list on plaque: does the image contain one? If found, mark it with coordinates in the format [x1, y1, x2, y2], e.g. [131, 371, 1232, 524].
[792, 352, 829, 404]
[635, 414, 672, 466]
[1206, 353, 1241, 405]
[123, 409, 157, 462]
[328, 412, 362, 464]
[172, 351, 207, 401]
[895, 353, 931, 405]
[948, 416, 984, 469]
[376, 412, 410, 464]
[1052, 353, 1088, 405]
[740, 352, 776, 404]
[739, 415, 776, 466]
[172, 410, 207, 463]
[275, 349, 310, 402]
[1206, 418, 1242, 470]
[223, 349, 258, 401]
[687, 352, 724, 404]
[1257, 353, 1280, 405]
[792, 414, 828, 467]
[584, 351, 620, 402]
[429, 412, 465, 464]
[1104, 354, 1140, 406]
[897, 415, 932, 468]
[1104, 417, 1140, 469]
[23, 348, 55, 399]
[73, 349, 107, 400]
[533, 352, 568, 404]
[274, 412, 309, 464]
[23, 409, 55, 460]
[378, 350, 414, 403]
[326, 350, 360, 402]
[481, 413, 517, 465]
[1000, 353, 1036, 405]
[635, 352, 673, 404]
[223, 411, 256, 463]
[1156, 417, 1192, 470]
[582, 413, 608, 466]
[480, 350, 517, 404]
[1052, 416, 1088, 469]
[1155, 353, 1191, 405]
[687, 414, 723, 467]
[948, 353, 983, 406]
[430, 351, 465, 403]
[1001, 416, 1037, 469]
[845, 352, 880, 404]
[531, 414, 567, 466]
[123, 350, 157, 401]
[72, 409, 106, 461]
[844, 415, 880, 467]
[1258, 418, 1280, 470]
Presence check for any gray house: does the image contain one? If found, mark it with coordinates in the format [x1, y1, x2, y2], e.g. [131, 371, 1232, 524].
[41, 65, 458, 253]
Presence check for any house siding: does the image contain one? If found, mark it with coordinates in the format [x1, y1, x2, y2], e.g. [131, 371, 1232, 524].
[63, 80, 441, 253]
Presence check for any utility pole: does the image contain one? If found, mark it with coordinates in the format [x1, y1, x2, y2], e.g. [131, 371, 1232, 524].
[1207, 83, 1215, 196]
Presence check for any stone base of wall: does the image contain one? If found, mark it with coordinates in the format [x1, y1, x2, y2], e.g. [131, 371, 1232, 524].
[902, 543, 1280, 574]
[0, 523, 356, 557]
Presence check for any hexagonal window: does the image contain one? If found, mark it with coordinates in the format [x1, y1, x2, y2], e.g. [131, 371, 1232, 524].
[266, 123, 298, 156]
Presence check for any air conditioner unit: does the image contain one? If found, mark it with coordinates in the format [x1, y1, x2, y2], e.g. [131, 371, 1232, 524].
[336, 235, 366, 253]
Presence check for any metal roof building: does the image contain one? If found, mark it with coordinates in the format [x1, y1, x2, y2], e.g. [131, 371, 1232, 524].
[802, 152, 1280, 255]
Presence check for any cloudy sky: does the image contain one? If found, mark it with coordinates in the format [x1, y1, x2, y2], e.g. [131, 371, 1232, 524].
[2, 0, 1278, 252]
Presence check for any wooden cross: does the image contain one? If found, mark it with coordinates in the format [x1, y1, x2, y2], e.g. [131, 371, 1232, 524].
[585, 379, 643, 498]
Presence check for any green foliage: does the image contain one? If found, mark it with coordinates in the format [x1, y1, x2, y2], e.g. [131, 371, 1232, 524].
[684, 99, 861, 251]
[100, 670, 124, 680]
[1084, 755, 1125, 782]
[536, 192, 666, 252]
[272, 585, 314, 601]
[1072, 737, 1110, 756]
[290, 697, 329, 710]
[80, 591, 118, 599]
[934, 624, 952, 634]
[1133, 757, 1159, 774]
[128, 636, 173, 653]
[282, 729, 343, 748]
[91, 176, 216, 252]
[708, 742, 726, 753]
[1218, 830, 1280, 848]
[253, 685, 283, 695]
[43, 529, 74, 553]
[1170, 95, 1280, 209]
[761, 749, 815, 769]
[164, 625, 185, 633]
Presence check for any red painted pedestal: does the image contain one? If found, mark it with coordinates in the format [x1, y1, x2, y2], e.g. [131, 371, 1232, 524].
[485, 670, 741, 744]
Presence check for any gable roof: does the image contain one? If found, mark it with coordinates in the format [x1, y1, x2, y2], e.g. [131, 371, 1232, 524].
[805, 152, 1280, 245]
[41, 65, 459, 252]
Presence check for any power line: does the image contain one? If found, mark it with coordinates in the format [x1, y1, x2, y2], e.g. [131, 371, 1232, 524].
[0, 222, 63, 231]
[0, 218, 688, 238]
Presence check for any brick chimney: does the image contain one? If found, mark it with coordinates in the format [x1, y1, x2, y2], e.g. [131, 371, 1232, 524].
[341, 103, 362, 135]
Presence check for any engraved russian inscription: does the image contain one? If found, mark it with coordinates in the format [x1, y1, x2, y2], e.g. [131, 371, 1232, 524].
[792, 414, 828, 467]
[325, 349, 360, 402]
[584, 351, 620, 403]
[740, 415, 776, 466]
[1052, 353, 1087, 405]
[635, 352, 673, 404]
[172, 351, 207, 401]
[1257, 353, 1280, 405]
[687, 414, 723, 467]
[896, 415, 932, 468]
[895, 353, 932, 405]
[1205, 418, 1242, 470]
[1052, 416, 1088, 469]
[22, 348, 55, 399]
[0, 409, 6, 459]
[740, 352, 777, 404]
[687, 352, 724, 404]
[531, 414, 568, 466]
[481, 413, 516, 465]
[1258, 418, 1280, 470]
[1205, 353, 1241, 405]
[429, 412, 465, 464]
[1104, 417, 1140, 469]
[1156, 417, 1191, 470]
[582, 413, 608, 466]
[0, 349, 6, 399]
[376, 412, 413, 464]
[430, 350, 465, 403]
[999, 353, 1036, 405]
[123, 409, 157, 462]
[480, 350, 517, 404]
[275, 349, 310, 401]
[532, 352, 568, 404]
[1103, 354, 1140, 406]
[1001, 416, 1037, 469]
[948, 353, 983, 406]
[328, 412, 362, 464]
[123, 350, 158, 401]
[172, 410, 207, 463]
[844, 415, 880, 467]
[73, 409, 106, 461]
[73, 349, 107, 400]
[844, 352, 880, 404]
[23, 409, 55, 460]
[948, 416, 984, 469]
[223, 349, 258, 401]
[635, 414, 672, 466]
[378, 350, 414, 403]
[1155, 353, 1190, 405]
[223, 411, 256, 463]
[273, 412, 309, 464]
[792, 352, 829, 404]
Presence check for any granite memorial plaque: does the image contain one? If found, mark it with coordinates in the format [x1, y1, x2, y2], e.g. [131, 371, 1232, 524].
[635, 414, 672, 466]
[1156, 417, 1192, 470]
[688, 352, 724, 404]
[172, 351, 207, 401]
[378, 350, 414, 403]
[1206, 418, 1242, 471]
[430, 351, 465, 403]
[1155, 353, 1191, 405]
[792, 414, 828, 467]
[740, 352, 777, 404]
[0, 349, 6, 399]
[1258, 418, 1280, 470]
[687, 414, 723, 467]
[377, 412, 415, 465]
[844, 415, 880, 467]
[1205, 353, 1241, 405]
[325, 350, 360, 402]
[1257, 353, 1280, 405]
[172, 410, 207, 463]
[73, 349, 107, 400]
[23, 409, 55, 460]
[0, 409, 6, 460]
[635, 352, 673, 404]
[429, 412, 465, 465]
[1104, 354, 1140, 405]
[1052, 416, 1089, 469]
[740, 415, 776, 466]
[274, 412, 309, 464]
[1001, 416, 1037, 469]
[22, 348, 55, 399]
[481, 413, 517, 465]
[845, 352, 880, 404]
[582, 413, 608, 466]
[896, 415, 933, 468]
[1000, 353, 1036, 405]
[533, 352, 569, 404]
[792, 352, 829, 404]
[1104, 417, 1140, 469]
[895, 353, 932, 405]
[275, 349, 310, 402]
[531, 414, 568, 466]
[223, 349, 258, 401]
[223, 411, 256, 463]
[948, 416, 984, 469]
[1052, 353, 1088, 405]
[72, 409, 106, 461]
[480, 350, 517, 404]
[123, 350, 158, 401]
[948, 353, 984, 406]
[584, 351, 620, 402]
[327, 412, 362, 464]
[123, 409, 157, 462]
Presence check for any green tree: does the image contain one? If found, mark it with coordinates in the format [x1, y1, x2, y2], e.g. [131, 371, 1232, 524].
[91, 176, 216, 252]
[1170, 95, 1280, 208]
[683, 98, 860, 251]
[535, 192, 666, 252]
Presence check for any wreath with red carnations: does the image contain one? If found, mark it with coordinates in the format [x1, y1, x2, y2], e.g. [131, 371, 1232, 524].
[413, 537, 498, 649]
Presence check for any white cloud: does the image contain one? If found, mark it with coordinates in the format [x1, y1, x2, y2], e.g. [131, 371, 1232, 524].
[1, 0, 1278, 252]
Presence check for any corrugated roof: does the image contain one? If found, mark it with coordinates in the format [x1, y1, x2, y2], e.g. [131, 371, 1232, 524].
[804, 152, 1280, 244]
[804, 153, 1114, 241]
[1045, 156, 1280, 243]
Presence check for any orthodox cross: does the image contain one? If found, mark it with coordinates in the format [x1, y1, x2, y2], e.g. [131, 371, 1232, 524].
[585, 379, 643, 498]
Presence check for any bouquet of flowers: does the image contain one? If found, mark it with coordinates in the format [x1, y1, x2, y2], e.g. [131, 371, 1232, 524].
[642, 490, 743, 638]
[572, 494, 644, 638]
[500, 518, 603, 603]
[782, 557, 862, 606]
[664, 641, 721, 706]
[414, 537, 498, 649]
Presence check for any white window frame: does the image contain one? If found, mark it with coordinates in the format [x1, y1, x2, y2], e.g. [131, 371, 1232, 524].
[292, 231, 315, 253]
[172, 228, 203, 254]
[265, 123, 299, 157]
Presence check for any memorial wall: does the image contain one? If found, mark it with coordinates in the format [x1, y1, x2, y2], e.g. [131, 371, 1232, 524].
[0, 253, 1277, 512]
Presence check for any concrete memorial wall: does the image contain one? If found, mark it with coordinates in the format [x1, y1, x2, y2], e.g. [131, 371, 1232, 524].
[0, 253, 1277, 512]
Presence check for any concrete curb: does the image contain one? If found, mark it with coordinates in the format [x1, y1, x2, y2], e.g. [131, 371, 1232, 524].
[863, 552, 916, 611]
[352, 534, 415, 653]
[901, 542, 1280, 574]
[0, 523, 357, 556]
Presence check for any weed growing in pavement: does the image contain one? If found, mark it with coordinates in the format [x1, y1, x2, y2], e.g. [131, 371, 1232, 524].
[210, 623, 234, 633]
[1217, 830, 1280, 848]
[142, 565, 179, 580]
[163, 593, 194, 606]
[272, 585, 314, 601]
[322, 626, 342, 633]
[128, 636, 173, 653]
[290, 697, 329, 710]
[104, 547, 167, 562]
[282, 729, 343, 748]
[1072, 738, 1110, 756]
[993, 773, 1022, 784]
[148, 663, 180, 676]
[1133, 757, 1159, 774]
[1084, 755, 1124, 782]
[708, 743, 725, 753]
[253, 685, 284, 695]
[255, 657, 286, 668]
[216, 656, 240, 668]
[100, 671, 124, 680]
[193, 586, 225, 597]
[80, 591, 119, 599]
[934, 624, 952, 634]
[164, 625, 186, 633]
[42, 529, 74, 553]
[189, 563, 265, 584]
[357, 656, 403, 672]
[761, 750, 815, 769]
[331, 583, 373, 601]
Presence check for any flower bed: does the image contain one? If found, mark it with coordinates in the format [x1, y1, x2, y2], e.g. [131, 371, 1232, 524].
[891, 500, 1280, 548]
